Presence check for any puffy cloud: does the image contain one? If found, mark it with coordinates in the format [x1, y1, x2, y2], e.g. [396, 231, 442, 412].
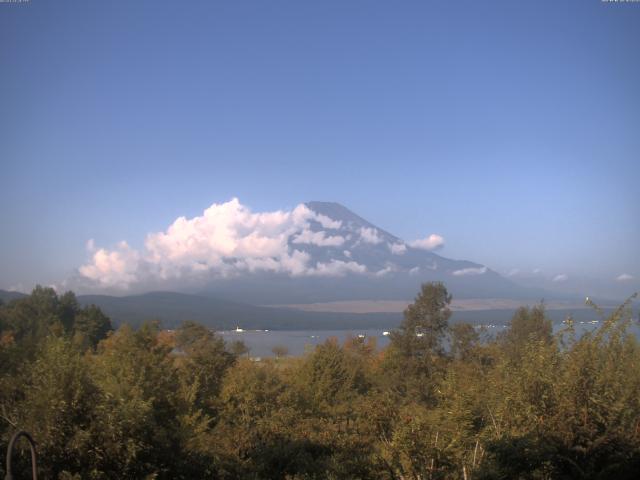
[505, 268, 520, 277]
[308, 260, 367, 277]
[552, 273, 569, 283]
[79, 241, 141, 289]
[292, 229, 346, 247]
[389, 242, 407, 255]
[409, 234, 445, 251]
[314, 214, 342, 230]
[358, 227, 383, 245]
[616, 273, 634, 282]
[78, 199, 367, 289]
[409, 266, 420, 275]
[452, 266, 487, 276]
[375, 264, 398, 277]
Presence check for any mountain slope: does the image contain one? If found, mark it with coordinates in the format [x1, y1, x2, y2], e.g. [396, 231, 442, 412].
[0, 289, 27, 303]
[199, 201, 545, 303]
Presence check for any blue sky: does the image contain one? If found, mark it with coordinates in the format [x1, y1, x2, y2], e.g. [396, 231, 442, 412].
[1, 0, 639, 297]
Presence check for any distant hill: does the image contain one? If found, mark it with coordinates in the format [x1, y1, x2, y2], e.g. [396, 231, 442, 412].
[77, 291, 402, 330]
[76, 291, 610, 331]
[0, 289, 27, 303]
[3, 288, 613, 331]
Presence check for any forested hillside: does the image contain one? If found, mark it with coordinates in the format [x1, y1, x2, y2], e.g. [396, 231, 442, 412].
[1, 284, 639, 479]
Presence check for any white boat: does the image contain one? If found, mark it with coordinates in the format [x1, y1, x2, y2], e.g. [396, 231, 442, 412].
[382, 331, 390, 336]
[234, 326, 244, 333]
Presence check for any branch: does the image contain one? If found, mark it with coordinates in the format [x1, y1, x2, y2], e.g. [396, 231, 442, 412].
[1, 403, 18, 428]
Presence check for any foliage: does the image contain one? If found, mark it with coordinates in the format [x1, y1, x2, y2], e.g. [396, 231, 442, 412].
[383, 282, 452, 403]
[1, 284, 639, 479]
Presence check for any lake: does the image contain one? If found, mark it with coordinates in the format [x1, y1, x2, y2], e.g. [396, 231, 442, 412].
[218, 319, 639, 358]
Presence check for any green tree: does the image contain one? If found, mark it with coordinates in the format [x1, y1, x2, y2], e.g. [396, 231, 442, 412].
[384, 282, 452, 403]
[3, 337, 99, 479]
[73, 304, 112, 350]
[174, 321, 235, 414]
[88, 322, 182, 478]
[499, 304, 552, 359]
[450, 322, 480, 362]
[296, 338, 369, 416]
[229, 339, 250, 357]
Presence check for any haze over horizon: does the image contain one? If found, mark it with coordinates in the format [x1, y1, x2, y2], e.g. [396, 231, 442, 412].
[1, 1, 639, 300]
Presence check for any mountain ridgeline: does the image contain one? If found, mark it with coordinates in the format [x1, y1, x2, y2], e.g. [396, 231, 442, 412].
[196, 201, 546, 304]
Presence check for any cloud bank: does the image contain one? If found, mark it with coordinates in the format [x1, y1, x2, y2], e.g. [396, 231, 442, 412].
[79, 199, 368, 290]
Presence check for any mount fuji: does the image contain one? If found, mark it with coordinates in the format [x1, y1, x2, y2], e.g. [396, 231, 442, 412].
[198, 201, 542, 304]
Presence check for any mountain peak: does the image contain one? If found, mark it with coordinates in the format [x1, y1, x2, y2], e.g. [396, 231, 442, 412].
[305, 201, 355, 219]
[305, 201, 392, 236]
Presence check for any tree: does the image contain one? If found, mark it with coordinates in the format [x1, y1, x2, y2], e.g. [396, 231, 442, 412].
[229, 339, 250, 358]
[2, 286, 64, 347]
[450, 322, 480, 362]
[73, 304, 112, 350]
[57, 291, 80, 333]
[272, 345, 289, 358]
[391, 282, 452, 356]
[384, 282, 452, 403]
[0, 287, 112, 354]
[296, 338, 369, 415]
[499, 303, 552, 360]
[7, 337, 99, 479]
[174, 321, 235, 413]
[89, 322, 182, 478]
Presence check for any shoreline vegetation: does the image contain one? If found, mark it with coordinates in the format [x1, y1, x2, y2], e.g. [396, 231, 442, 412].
[1, 283, 639, 479]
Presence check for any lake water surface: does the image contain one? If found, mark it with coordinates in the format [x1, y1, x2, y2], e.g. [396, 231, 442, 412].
[219, 320, 639, 358]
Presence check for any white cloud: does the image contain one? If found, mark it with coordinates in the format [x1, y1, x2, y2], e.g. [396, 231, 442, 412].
[375, 264, 398, 277]
[409, 266, 420, 275]
[409, 234, 444, 251]
[86, 238, 96, 252]
[616, 273, 634, 282]
[79, 241, 141, 289]
[314, 214, 342, 230]
[343, 250, 352, 258]
[505, 268, 520, 277]
[552, 273, 569, 283]
[452, 266, 487, 276]
[292, 229, 345, 247]
[308, 260, 367, 277]
[359, 227, 383, 245]
[389, 242, 407, 255]
[78, 198, 367, 289]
